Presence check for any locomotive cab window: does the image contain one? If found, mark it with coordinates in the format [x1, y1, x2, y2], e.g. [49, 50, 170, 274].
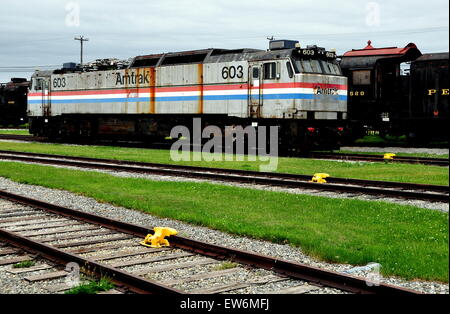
[301, 60, 313, 73]
[321, 61, 341, 75]
[253, 67, 259, 79]
[310, 60, 321, 73]
[263, 62, 277, 79]
[34, 79, 42, 91]
[291, 58, 327, 74]
[286, 61, 294, 78]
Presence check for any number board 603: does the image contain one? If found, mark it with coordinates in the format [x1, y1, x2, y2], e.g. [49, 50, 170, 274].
[302, 49, 315, 56]
[222, 65, 244, 80]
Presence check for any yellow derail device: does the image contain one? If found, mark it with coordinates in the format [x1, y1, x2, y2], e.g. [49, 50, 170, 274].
[310, 173, 330, 183]
[140, 227, 178, 248]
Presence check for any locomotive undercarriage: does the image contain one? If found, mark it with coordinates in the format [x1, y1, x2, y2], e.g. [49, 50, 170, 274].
[29, 114, 344, 153]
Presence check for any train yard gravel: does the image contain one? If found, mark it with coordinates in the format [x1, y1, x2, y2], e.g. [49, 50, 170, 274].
[0, 176, 448, 294]
[0, 159, 448, 212]
[340, 146, 449, 155]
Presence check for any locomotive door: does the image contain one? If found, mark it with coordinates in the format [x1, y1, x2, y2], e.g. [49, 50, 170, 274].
[248, 63, 263, 118]
[41, 78, 51, 116]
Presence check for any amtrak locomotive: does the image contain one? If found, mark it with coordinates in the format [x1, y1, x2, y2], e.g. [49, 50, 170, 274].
[27, 40, 348, 152]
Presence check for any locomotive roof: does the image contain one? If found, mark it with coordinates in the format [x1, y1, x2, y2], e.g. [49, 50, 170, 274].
[33, 45, 337, 76]
[414, 52, 449, 62]
[342, 41, 421, 57]
[340, 41, 422, 69]
[130, 47, 297, 67]
[205, 48, 293, 63]
[31, 70, 54, 77]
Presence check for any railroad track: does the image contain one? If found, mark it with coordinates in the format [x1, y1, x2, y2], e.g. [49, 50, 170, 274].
[309, 152, 449, 167]
[0, 150, 448, 202]
[1, 133, 448, 166]
[0, 190, 418, 294]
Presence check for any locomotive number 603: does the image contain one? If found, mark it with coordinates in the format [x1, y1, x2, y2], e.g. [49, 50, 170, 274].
[222, 65, 244, 79]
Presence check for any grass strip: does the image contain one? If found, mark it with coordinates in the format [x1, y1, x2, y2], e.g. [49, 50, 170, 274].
[332, 150, 449, 159]
[13, 261, 35, 268]
[354, 134, 448, 148]
[0, 130, 30, 135]
[65, 278, 114, 294]
[0, 141, 447, 186]
[0, 161, 447, 282]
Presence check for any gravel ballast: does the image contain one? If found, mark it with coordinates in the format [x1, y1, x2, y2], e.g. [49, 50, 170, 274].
[0, 159, 447, 212]
[340, 146, 449, 155]
[0, 176, 447, 294]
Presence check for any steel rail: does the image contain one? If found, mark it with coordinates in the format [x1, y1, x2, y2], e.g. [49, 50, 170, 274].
[0, 133, 447, 166]
[0, 190, 419, 294]
[309, 152, 449, 166]
[0, 150, 448, 202]
[0, 227, 183, 294]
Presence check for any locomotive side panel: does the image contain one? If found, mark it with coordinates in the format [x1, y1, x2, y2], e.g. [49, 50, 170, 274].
[203, 61, 248, 118]
[157, 64, 201, 114]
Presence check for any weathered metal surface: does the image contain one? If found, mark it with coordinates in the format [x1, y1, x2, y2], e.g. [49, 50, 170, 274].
[28, 45, 347, 121]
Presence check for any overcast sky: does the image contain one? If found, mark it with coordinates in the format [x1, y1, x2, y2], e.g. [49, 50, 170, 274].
[0, 0, 448, 82]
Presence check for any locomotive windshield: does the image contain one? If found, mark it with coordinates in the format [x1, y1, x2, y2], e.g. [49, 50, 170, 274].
[291, 58, 341, 75]
[290, 48, 342, 75]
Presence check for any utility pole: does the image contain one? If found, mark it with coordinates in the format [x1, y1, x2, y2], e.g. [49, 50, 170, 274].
[74, 35, 89, 66]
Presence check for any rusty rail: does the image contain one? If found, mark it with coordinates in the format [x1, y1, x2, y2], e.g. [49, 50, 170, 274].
[0, 189, 420, 294]
[0, 133, 448, 166]
[0, 150, 448, 202]
[309, 152, 449, 167]
[0, 227, 182, 294]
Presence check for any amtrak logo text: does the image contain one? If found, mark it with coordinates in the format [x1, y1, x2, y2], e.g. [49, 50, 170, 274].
[116, 72, 150, 85]
[313, 86, 339, 95]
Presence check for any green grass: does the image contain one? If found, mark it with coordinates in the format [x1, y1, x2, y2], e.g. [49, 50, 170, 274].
[355, 134, 408, 145]
[332, 150, 449, 159]
[0, 161, 447, 282]
[0, 129, 30, 135]
[214, 261, 239, 271]
[64, 278, 114, 294]
[0, 141, 447, 185]
[355, 134, 448, 147]
[12, 260, 35, 268]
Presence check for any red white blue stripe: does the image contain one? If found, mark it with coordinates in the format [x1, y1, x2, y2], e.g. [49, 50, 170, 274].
[28, 83, 347, 104]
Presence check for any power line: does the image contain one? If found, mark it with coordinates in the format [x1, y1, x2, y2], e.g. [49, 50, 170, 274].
[0, 65, 59, 68]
